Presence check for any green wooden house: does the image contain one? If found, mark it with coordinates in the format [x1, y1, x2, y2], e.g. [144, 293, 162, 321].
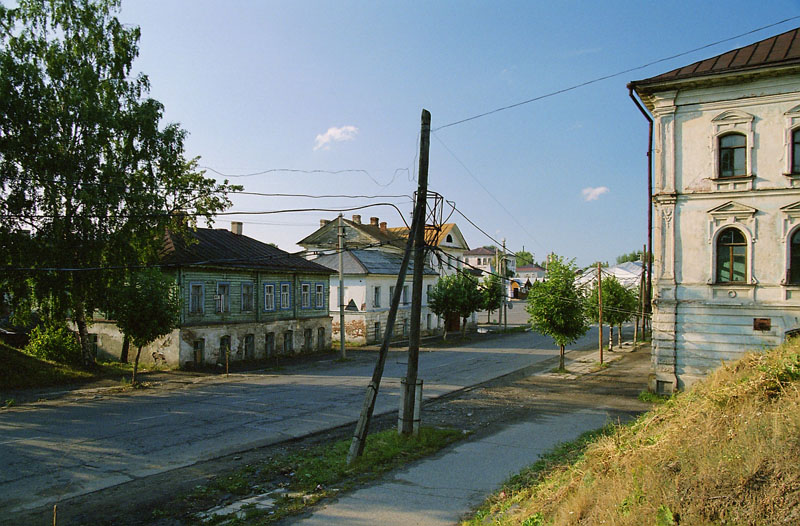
[90, 222, 333, 367]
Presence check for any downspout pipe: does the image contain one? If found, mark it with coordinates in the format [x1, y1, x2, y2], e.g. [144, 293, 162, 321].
[628, 86, 653, 325]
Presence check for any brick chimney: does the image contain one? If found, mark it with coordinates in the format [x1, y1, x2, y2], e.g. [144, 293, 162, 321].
[380, 221, 387, 232]
[352, 214, 361, 224]
[370, 217, 379, 226]
[231, 221, 243, 235]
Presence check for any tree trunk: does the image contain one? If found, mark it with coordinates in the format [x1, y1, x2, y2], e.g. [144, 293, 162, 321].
[132, 345, 142, 385]
[618, 324, 622, 347]
[559, 344, 565, 371]
[609, 326, 614, 351]
[74, 307, 94, 366]
[487, 309, 491, 323]
[120, 335, 130, 363]
[442, 325, 448, 341]
[461, 317, 467, 337]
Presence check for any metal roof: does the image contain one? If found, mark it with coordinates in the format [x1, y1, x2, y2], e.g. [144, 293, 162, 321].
[161, 228, 333, 273]
[313, 249, 437, 275]
[631, 26, 800, 89]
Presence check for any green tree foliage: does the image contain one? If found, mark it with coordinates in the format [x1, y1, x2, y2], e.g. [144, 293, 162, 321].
[24, 324, 82, 365]
[0, 0, 239, 363]
[481, 274, 504, 323]
[515, 250, 534, 267]
[586, 275, 638, 348]
[616, 250, 652, 264]
[526, 256, 589, 370]
[428, 271, 484, 339]
[110, 269, 179, 384]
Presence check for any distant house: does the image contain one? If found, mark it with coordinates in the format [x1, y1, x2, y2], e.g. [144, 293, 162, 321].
[298, 214, 406, 257]
[463, 246, 516, 277]
[516, 264, 547, 282]
[388, 223, 470, 277]
[312, 249, 439, 344]
[629, 26, 800, 393]
[88, 222, 334, 367]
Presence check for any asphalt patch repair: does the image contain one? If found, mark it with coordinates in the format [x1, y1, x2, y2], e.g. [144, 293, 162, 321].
[4, 345, 652, 526]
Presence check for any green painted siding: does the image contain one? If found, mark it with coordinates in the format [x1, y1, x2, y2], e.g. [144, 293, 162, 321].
[179, 267, 330, 326]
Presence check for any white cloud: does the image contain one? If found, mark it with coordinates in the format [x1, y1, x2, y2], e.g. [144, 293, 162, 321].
[582, 186, 609, 201]
[313, 125, 358, 151]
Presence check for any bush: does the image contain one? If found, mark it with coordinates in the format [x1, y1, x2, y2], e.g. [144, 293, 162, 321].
[24, 325, 82, 365]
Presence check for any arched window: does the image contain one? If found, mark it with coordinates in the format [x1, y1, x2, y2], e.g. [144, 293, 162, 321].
[790, 229, 800, 284]
[793, 129, 800, 174]
[716, 228, 747, 283]
[719, 134, 746, 178]
[446, 234, 453, 243]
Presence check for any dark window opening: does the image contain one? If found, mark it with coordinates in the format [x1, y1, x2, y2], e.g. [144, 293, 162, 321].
[716, 228, 747, 283]
[719, 134, 746, 178]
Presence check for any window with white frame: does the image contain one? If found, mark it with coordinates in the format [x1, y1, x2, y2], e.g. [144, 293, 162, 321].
[280, 283, 291, 309]
[189, 282, 204, 313]
[315, 283, 324, 308]
[241, 282, 254, 312]
[216, 282, 230, 313]
[264, 283, 275, 311]
[792, 128, 800, 174]
[402, 285, 409, 304]
[789, 229, 800, 284]
[301, 283, 310, 308]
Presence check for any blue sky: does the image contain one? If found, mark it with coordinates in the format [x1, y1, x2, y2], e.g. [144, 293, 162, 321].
[117, 0, 800, 266]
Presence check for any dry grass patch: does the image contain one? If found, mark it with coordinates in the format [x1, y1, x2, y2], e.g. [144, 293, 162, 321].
[464, 340, 800, 526]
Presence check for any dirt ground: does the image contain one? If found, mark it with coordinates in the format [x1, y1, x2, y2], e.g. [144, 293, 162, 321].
[8, 344, 652, 526]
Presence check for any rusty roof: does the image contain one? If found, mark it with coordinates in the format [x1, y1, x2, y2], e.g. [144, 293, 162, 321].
[387, 223, 460, 247]
[298, 218, 407, 250]
[161, 228, 333, 273]
[631, 26, 800, 89]
[464, 246, 497, 256]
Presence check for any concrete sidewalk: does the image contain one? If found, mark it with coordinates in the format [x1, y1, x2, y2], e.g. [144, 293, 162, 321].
[290, 345, 645, 526]
[294, 410, 614, 526]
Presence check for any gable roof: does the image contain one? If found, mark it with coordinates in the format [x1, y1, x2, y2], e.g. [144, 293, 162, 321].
[298, 218, 406, 251]
[631, 26, 800, 91]
[161, 228, 333, 273]
[313, 249, 437, 276]
[387, 223, 469, 249]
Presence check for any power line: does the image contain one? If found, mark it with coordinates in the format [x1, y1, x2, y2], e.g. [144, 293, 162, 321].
[200, 166, 410, 188]
[433, 15, 800, 131]
[433, 133, 544, 253]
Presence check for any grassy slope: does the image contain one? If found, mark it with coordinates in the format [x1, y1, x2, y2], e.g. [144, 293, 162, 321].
[465, 340, 800, 526]
[0, 342, 134, 391]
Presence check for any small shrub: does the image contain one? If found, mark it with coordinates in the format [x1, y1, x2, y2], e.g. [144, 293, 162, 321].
[24, 325, 82, 365]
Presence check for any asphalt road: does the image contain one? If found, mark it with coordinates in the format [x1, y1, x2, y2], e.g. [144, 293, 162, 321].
[0, 326, 602, 516]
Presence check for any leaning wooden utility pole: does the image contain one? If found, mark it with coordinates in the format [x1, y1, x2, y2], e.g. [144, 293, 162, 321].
[338, 214, 346, 359]
[597, 262, 604, 365]
[346, 109, 428, 462]
[401, 108, 431, 436]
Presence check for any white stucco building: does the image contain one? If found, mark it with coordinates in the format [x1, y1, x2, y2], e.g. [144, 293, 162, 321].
[630, 27, 800, 393]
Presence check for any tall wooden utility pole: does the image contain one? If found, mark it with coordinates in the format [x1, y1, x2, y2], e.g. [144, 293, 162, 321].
[338, 215, 346, 359]
[597, 262, 604, 365]
[401, 108, 431, 436]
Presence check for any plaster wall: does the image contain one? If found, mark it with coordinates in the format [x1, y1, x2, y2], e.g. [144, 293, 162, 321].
[649, 71, 800, 393]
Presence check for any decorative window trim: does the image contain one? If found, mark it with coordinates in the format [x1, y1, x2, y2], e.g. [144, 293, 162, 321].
[280, 282, 292, 310]
[189, 282, 204, 314]
[241, 281, 255, 312]
[784, 105, 800, 177]
[708, 224, 756, 285]
[710, 110, 754, 187]
[263, 283, 276, 312]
